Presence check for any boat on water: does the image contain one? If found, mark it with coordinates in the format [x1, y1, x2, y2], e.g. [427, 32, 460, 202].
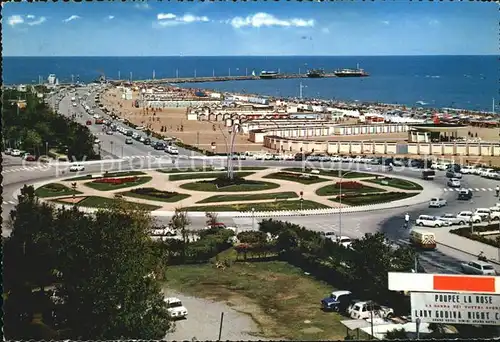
[334, 64, 369, 77]
[306, 69, 325, 78]
[260, 71, 279, 79]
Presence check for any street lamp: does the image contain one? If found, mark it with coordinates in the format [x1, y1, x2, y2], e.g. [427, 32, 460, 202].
[110, 141, 114, 156]
[45, 141, 49, 156]
[252, 208, 255, 230]
[415, 317, 421, 340]
[338, 170, 357, 239]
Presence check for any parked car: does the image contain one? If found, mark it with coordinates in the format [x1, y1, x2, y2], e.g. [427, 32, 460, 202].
[457, 211, 482, 223]
[457, 189, 473, 200]
[4, 148, 12, 155]
[474, 208, 500, 221]
[460, 166, 475, 174]
[447, 178, 461, 188]
[321, 290, 353, 312]
[69, 164, 85, 172]
[429, 198, 447, 208]
[337, 236, 353, 249]
[437, 213, 464, 226]
[460, 260, 497, 275]
[446, 170, 462, 179]
[11, 149, 21, 156]
[106, 130, 113, 135]
[164, 297, 188, 319]
[125, 138, 133, 144]
[165, 145, 179, 155]
[349, 301, 394, 319]
[320, 231, 337, 240]
[415, 215, 446, 227]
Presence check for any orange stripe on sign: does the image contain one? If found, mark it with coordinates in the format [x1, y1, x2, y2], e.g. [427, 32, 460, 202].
[433, 275, 496, 293]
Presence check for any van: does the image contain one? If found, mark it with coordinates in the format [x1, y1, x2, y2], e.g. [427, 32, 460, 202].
[409, 229, 436, 250]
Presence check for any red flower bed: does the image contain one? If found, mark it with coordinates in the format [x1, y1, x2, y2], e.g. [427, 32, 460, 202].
[93, 176, 138, 185]
[334, 181, 363, 189]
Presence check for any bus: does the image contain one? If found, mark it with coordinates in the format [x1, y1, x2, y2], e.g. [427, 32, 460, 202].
[422, 169, 436, 180]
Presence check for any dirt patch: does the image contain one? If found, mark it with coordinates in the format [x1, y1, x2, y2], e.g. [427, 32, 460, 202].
[57, 196, 87, 204]
[301, 326, 325, 334]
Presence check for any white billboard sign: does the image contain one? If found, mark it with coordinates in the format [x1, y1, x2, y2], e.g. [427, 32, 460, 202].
[411, 292, 500, 326]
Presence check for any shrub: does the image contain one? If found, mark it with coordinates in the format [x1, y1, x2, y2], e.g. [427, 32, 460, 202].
[93, 176, 138, 185]
[334, 181, 363, 189]
[450, 226, 500, 248]
[237, 231, 267, 244]
[130, 188, 179, 199]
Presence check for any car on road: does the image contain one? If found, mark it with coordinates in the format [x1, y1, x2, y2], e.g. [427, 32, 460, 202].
[415, 215, 447, 227]
[437, 213, 464, 226]
[69, 164, 85, 172]
[105, 130, 113, 135]
[125, 138, 133, 144]
[86, 120, 92, 125]
[460, 166, 475, 174]
[143, 138, 151, 145]
[337, 236, 353, 249]
[320, 231, 337, 240]
[429, 198, 447, 208]
[165, 145, 179, 155]
[349, 301, 394, 320]
[94, 138, 101, 144]
[11, 149, 21, 156]
[456, 211, 482, 223]
[460, 260, 497, 275]
[164, 297, 188, 319]
[447, 178, 461, 188]
[446, 170, 462, 179]
[457, 189, 473, 200]
[321, 290, 353, 312]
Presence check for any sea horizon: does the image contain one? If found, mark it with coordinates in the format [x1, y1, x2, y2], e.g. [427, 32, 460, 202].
[3, 54, 497, 58]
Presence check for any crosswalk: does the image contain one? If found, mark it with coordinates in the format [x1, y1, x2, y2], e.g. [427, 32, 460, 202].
[443, 187, 494, 192]
[121, 155, 171, 160]
[3, 166, 53, 174]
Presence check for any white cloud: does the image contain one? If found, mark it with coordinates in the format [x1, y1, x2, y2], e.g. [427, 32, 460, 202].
[63, 15, 81, 23]
[135, 3, 150, 10]
[321, 27, 330, 34]
[156, 13, 209, 26]
[381, 20, 390, 25]
[26, 14, 35, 19]
[8, 15, 24, 26]
[108, 15, 115, 20]
[428, 19, 440, 26]
[229, 12, 315, 29]
[27, 16, 46, 26]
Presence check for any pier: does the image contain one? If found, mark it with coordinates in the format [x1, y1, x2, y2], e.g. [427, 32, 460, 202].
[109, 73, 338, 85]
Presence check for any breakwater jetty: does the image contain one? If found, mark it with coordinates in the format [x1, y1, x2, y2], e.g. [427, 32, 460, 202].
[109, 73, 338, 85]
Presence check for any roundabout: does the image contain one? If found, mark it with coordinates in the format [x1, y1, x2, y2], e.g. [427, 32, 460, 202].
[30, 166, 429, 216]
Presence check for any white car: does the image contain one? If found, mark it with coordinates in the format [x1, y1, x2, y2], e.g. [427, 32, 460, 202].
[11, 149, 21, 156]
[437, 163, 449, 171]
[166, 146, 179, 155]
[337, 236, 353, 248]
[321, 231, 337, 240]
[164, 297, 188, 319]
[457, 211, 482, 223]
[460, 166, 475, 174]
[349, 301, 394, 320]
[447, 178, 461, 188]
[474, 208, 500, 221]
[480, 168, 494, 177]
[429, 198, 447, 208]
[69, 164, 85, 172]
[416, 215, 446, 227]
[94, 138, 101, 144]
[460, 260, 497, 275]
[437, 213, 463, 226]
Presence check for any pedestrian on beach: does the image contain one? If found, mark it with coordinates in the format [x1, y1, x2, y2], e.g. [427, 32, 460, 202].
[496, 185, 499, 197]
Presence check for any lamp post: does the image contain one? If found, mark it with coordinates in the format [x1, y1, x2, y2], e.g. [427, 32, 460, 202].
[45, 141, 48, 156]
[338, 170, 357, 239]
[252, 208, 255, 230]
[415, 317, 421, 340]
[218, 123, 242, 180]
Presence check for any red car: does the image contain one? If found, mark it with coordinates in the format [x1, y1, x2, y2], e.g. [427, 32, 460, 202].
[25, 155, 36, 162]
[86, 120, 92, 125]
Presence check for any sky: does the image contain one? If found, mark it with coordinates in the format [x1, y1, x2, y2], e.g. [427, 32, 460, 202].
[3, 1, 498, 56]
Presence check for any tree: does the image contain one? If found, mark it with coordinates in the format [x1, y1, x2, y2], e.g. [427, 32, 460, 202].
[170, 208, 191, 261]
[205, 212, 218, 227]
[385, 328, 407, 339]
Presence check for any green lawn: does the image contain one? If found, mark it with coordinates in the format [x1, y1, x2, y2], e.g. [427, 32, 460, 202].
[52, 196, 161, 211]
[263, 172, 329, 185]
[316, 183, 384, 196]
[163, 260, 348, 340]
[157, 166, 267, 174]
[63, 170, 146, 181]
[35, 183, 82, 198]
[120, 188, 191, 203]
[365, 177, 423, 191]
[330, 192, 418, 206]
[84, 176, 152, 191]
[179, 180, 280, 192]
[197, 191, 299, 204]
[183, 199, 330, 212]
[283, 168, 375, 178]
[169, 171, 255, 181]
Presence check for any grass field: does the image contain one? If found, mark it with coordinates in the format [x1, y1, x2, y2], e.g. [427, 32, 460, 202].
[316, 183, 384, 197]
[330, 192, 418, 206]
[169, 171, 255, 181]
[157, 167, 267, 173]
[53, 196, 162, 211]
[197, 191, 299, 204]
[365, 177, 423, 191]
[163, 259, 349, 340]
[34, 183, 82, 198]
[120, 188, 191, 203]
[283, 168, 375, 179]
[263, 172, 329, 185]
[183, 199, 330, 212]
[63, 170, 146, 181]
[179, 180, 280, 192]
[84, 176, 152, 191]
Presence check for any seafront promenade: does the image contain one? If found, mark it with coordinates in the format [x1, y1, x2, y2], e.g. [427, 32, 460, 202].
[108, 72, 338, 85]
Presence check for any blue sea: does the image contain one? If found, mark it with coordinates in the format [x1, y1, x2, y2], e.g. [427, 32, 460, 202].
[3, 55, 498, 112]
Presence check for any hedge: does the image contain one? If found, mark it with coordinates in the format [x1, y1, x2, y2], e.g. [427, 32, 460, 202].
[450, 225, 500, 248]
